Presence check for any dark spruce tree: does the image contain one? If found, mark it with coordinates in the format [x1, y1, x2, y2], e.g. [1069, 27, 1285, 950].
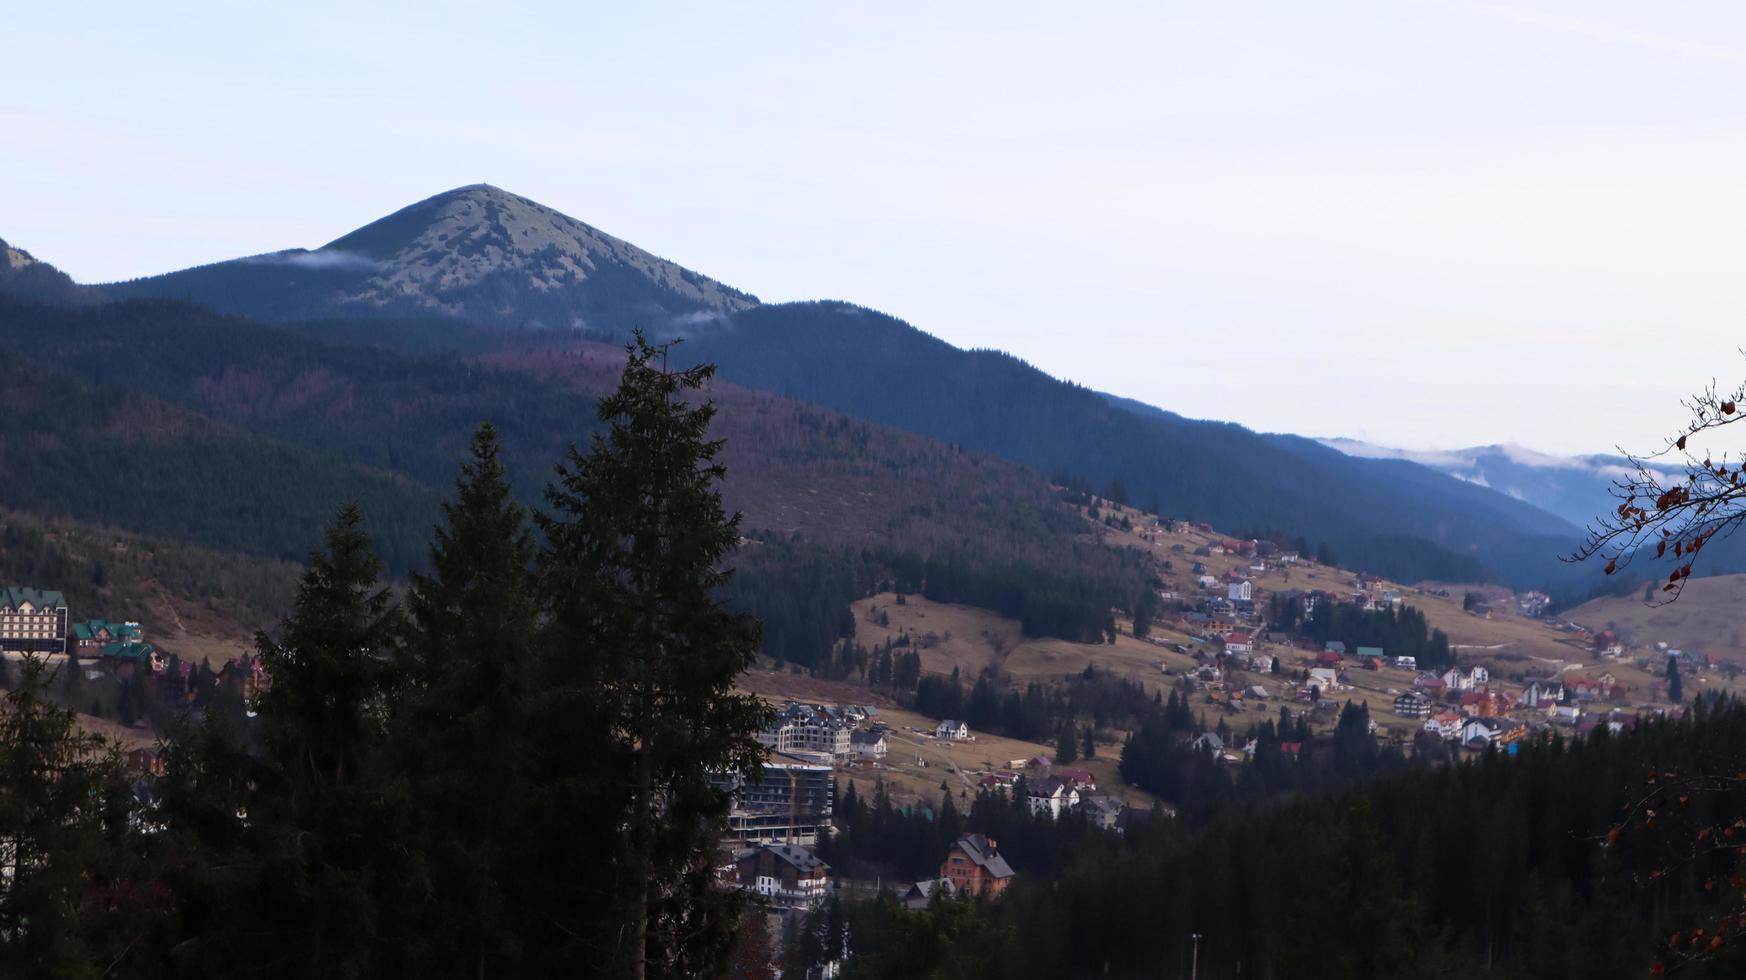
[538, 332, 770, 980]
[162, 505, 406, 979]
[0, 657, 142, 975]
[1055, 725, 1077, 765]
[394, 422, 540, 978]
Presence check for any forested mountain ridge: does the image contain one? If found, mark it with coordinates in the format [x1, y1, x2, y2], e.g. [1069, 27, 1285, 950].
[676, 301, 1592, 592]
[0, 340, 445, 572]
[0, 293, 1150, 663]
[103, 184, 758, 334]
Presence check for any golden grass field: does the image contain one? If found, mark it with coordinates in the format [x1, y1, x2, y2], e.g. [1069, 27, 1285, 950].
[848, 592, 1199, 699]
[1567, 573, 1746, 658]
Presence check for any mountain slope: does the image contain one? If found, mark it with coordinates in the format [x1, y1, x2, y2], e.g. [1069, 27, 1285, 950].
[103, 184, 758, 334]
[0, 293, 1153, 659]
[0, 236, 95, 307]
[676, 301, 1591, 590]
[0, 341, 443, 571]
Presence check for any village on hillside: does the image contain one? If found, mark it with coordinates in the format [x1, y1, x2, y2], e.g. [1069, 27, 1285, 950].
[721, 491, 1746, 958]
[0, 586, 266, 757]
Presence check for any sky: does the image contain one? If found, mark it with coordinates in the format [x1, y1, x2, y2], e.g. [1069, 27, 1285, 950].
[7, 1, 1746, 456]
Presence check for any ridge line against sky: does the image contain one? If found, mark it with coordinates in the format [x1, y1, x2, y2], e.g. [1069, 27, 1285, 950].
[6, 0, 1746, 456]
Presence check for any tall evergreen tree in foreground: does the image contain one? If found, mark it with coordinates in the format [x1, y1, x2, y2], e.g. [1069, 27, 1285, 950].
[163, 505, 406, 979]
[0, 657, 140, 976]
[539, 332, 770, 979]
[395, 422, 540, 977]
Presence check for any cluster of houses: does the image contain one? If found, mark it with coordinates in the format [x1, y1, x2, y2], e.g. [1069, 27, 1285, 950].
[1398, 668, 1647, 749]
[965, 755, 1139, 829]
[2, 583, 275, 727]
[723, 829, 1021, 916]
[2, 585, 166, 685]
[756, 701, 889, 763]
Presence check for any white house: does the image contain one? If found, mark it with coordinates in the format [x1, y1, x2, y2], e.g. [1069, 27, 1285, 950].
[1228, 580, 1253, 602]
[1026, 776, 1081, 818]
[1224, 632, 1253, 655]
[850, 729, 888, 760]
[1424, 712, 1463, 740]
[1307, 667, 1340, 692]
[1522, 678, 1564, 706]
[1459, 719, 1499, 747]
[935, 719, 970, 741]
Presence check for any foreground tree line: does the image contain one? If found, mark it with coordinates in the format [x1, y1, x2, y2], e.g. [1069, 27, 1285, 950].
[0, 336, 769, 979]
[823, 697, 1746, 980]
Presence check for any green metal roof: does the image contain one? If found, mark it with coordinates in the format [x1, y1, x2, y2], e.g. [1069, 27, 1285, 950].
[1, 587, 67, 612]
[99, 641, 155, 663]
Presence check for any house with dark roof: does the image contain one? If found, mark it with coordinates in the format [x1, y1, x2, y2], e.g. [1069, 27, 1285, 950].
[1083, 795, 1126, 831]
[735, 843, 830, 909]
[1026, 776, 1081, 818]
[849, 728, 888, 760]
[902, 877, 957, 909]
[940, 833, 1014, 898]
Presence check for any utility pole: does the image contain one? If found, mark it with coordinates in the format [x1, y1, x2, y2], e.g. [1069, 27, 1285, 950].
[1189, 933, 1202, 980]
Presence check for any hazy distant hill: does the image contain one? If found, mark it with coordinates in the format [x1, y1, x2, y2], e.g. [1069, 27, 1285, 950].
[104, 184, 758, 335]
[1317, 437, 1675, 530]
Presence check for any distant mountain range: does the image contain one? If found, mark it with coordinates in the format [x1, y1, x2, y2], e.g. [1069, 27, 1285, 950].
[1315, 438, 1673, 532]
[0, 184, 1622, 596]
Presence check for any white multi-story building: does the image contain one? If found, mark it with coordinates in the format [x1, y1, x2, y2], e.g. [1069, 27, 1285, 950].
[0, 587, 68, 657]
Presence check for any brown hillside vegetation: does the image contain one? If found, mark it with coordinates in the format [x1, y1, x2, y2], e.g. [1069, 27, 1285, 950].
[1567, 573, 1746, 658]
[0, 508, 294, 664]
[486, 342, 1136, 575]
[850, 592, 1195, 697]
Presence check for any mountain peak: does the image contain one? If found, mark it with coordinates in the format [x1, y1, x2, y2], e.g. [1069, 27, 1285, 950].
[106, 186, 757, 334]
[0, 236, 93, 307]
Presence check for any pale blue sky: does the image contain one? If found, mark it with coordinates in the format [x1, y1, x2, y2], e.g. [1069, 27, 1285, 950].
[7, 1, 1746, 455]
